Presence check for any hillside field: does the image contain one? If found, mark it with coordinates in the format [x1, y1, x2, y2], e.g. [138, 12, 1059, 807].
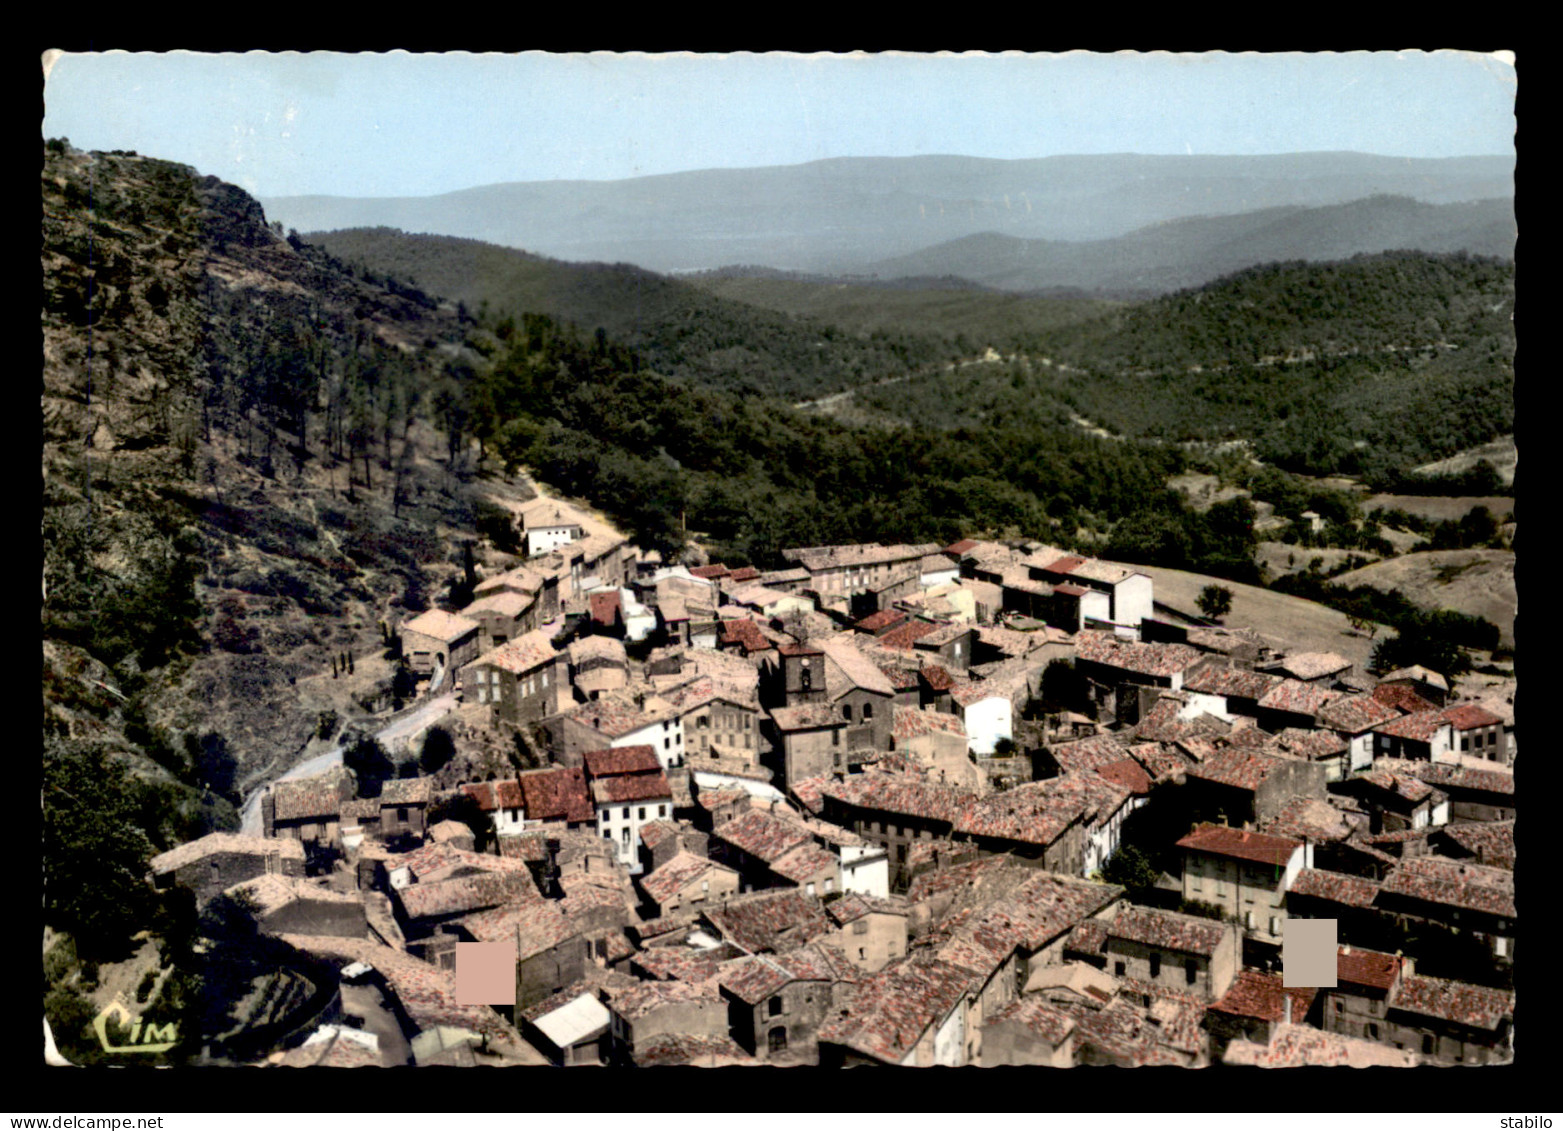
[1332, 549, 1516, 647]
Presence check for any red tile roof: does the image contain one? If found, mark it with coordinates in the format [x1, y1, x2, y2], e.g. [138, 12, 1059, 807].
[1177, 823, 1301, 868]
[1096, 758, 1153, 795]
[1075, 631, 1204, 678]
[727, 567, 760, 583]
[1377, 856, 1516, 918]
[1290, 869, 1381, 908]
[945, 539, 978, 556]
[892, 704, 967, 742]
[712, 808, 813, 864]
[1392, 759, 1513, 797]
[1275, 727, 1349, 760]
[920, 665, 957, 692]
[1257, 679, 1342, 716]
[719, 618, 773, 654]
[589, 770, 673, 806]
[701, 889, 834, 954]
[1318, 694, 1402, 733]
[1209, 969, 1316, 1023]
[855, 609, 907, 633]
[1440, 704, 1505, 731]
[1435, 821, 1515, 870]
[1371, 684, 1440, 715]
[1374, 710, 1453, 742]
[1183, 666, 1285, 701]
[583, 745, 661, 778]
[877, 620, 941, 651]
[1105, 906, 1227, 956]
[639, 851, 734, 905]
[1187, 748, 1291, 792]
[1336, 946, 1401, 992]
[1391, 974, 1513, 1031]
[688, 564, 730, 580]
[519, 765, 593, 824]
[816, 959, 974, 1064]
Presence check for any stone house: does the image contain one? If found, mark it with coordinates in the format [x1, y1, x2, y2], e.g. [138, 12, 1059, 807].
[459, 589, 539, 652]
[263, 768, 352, 855]
[822, 893, 910, 972]
[568, 634, 629, 699]
[1021, 547, 1155, 632]
[1176, 823, 1310, 946]
[225, 874, 368, 938]
[717, 944, 858, 1062]
[782, 542, 943, 598]
[400, 608, 482, 680]
[816, 958, 976, 1067]
[1204, 969, 1319, 1058]
[1099, 906, 1241, 1003]
[637, 850, 740, 918]
[604, 979, 728, 1065]
[375, 777, 432, 844]
[1441, 704, 1510, 765]
[1376, 666, 1450, 709]
[1184, 748, 1328, 828]
[460, 630, 570, 727]
[1381, 970, 1514, 1064]
[1317, 694, 1403, 773]
[149, 832, 305, 906]
[1372, 710, 1456, 763]
[709, 807, 842, 897]
[1374, 855, 1516, 962]
[1321, 945, 1403, 1045]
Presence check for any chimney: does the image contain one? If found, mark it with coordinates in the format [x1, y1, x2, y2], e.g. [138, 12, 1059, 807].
[1342, 943, 1352, 955]
[1283, 993, 1293, 1026]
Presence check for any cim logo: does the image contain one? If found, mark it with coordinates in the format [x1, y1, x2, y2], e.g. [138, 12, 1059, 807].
[93, 998, 179, 1054]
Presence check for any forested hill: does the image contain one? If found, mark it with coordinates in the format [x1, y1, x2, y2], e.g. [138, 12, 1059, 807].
[304, 228, 949, 402]
[853, 195, 1515, 294]
[1038, 252, 1516, 482]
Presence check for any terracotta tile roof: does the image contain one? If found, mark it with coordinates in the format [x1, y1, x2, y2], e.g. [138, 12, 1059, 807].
[826, 892, 910, 926]
[498, 833, 550, 862]
[1274, 727, 1349, 760]
[1336, 946, 1402, 991]
[770, 701, 848, 732]
[519, 765, 594, 823]
[1356, 767, 1434, 804]
[568, 635, 627, 665]
[855, 609, 907, 634]
[631, 944, 744, 984]
[1317, 694, 1401, 733]
[701, 888, 834, 953]
[1435, 821, 1515, 870]
[727, 567, 760, 583]
[1224, 1023, 1419, 1067]
[785, 543, 942, 573]
[711, 808, 813, 864]
[769, 841, 841, 884]
[1075, 631, 1204, 678]
[397, 870, 538, 921]
[876, 663, 922, 691]
[1374, 710, 1453, 742]
[819, 637, 898, 698]
[1274, 652, 1352, 681]
[583, 745, 662, 778]
[590, 770, 672, 807]
[817, 958, 974, 1063]
[271, 771, 348, 822]
[632, 1032, 757, 1067]
[1379, 666, 1450, 691]
[919, 664, 957, 692]
[1058, 997, 1186, 1067]
[1096, 758, 1153, 795]
[637, 851, 728, 905]
[1048, 734, 1133, 774]
[1390, 759, 1513, 797]
[283, 935, 522, 1046]
[718, 618, 774, 654]
[513, 900, 582, 960]
[377, 777, 434, 806]
[1257, 679, 1342, 716]
[468, 630, 559, 675]
[402, 608, 480, 643]
[892, 704, 968, 742]
[1377, 856, 1516, 918]
[945, 539, 978, 556]
[1177, 823, 1302, 868]
[1126, 741, 1196, 784]
[1063, 918, 1110, 958]
[1290, 868, 1380, 908]
[718, 950, 828, 1004]
[559, 694, 671, 739]
[1187, 748, 1292, 793]
[1206, 968, 1319, 1018]
[1372, 684, 1440, 715]
[1440, 704, 1505, 731]
[877, 619, 941, 651]
[1105, 906, 1227, 956]
[1391, 974, 1513, 1031]
[462, 779, 523, 812]
[950, 680, 1007, 708]
[606, 976, 723, 1024]
[150, 832, 304, 874]
[463, 590, 536, 619]
[687, 564, 731, 580]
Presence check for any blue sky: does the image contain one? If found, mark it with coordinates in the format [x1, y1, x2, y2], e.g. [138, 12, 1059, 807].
[42, 50, 1516, 198]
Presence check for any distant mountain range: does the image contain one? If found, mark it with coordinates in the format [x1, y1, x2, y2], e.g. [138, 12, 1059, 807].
[260, 152, 1514, 280]
[855, 195, 1516, 293]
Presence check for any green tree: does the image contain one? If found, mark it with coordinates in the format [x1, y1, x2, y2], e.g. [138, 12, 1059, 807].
[1101, 844, 1161, 897]
[343, 734, 394, 794]
[419, 726, 457, 774]
[1197, 584, 1234, 622]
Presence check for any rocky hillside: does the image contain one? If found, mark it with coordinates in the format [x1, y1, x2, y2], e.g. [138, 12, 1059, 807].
[43, 140, 497, 809]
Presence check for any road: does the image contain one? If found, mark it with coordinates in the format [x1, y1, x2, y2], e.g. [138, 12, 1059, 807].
[238, 691, 460, 836]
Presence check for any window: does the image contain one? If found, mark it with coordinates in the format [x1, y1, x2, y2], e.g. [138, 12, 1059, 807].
[1270, 916, 1281, 936]
[1149, 953, 1161, 979]
[664, 738, 671, 750]
[825, 878, 834, 892]
[1423, 1035, 1435, 1055]
[1114, 961, 1126, 978]
[832, 730, 840, 746]
[621, 828, 630, 846]
[859, 948, 867, 961]
[1185, 959, 1198, 985]
[702, 880, 710, 892]
[622, 807, 630, 819]
[1335, 1000, 1343, 1012]
[862, 703, 873, 720]
[659, 805, 667, 818]
[1368, 1024, 1380, 1040]
[1244, 910, 1255, 930]
[843, 704, 853, 722]
[768, 996, 784, 1017]
[638, 807, 647, 821]
[806, 883, 816, 897]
